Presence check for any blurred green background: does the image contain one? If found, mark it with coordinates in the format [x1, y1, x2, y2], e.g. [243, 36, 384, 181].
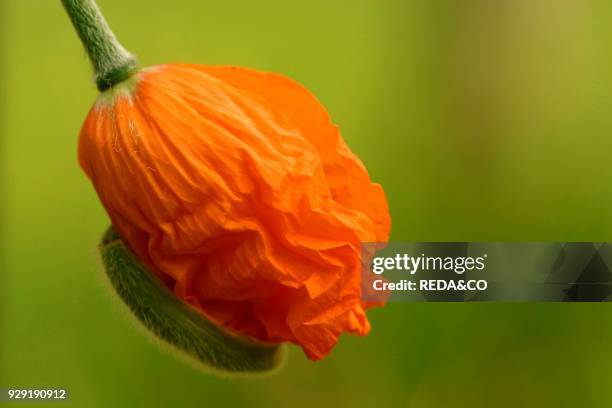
[3, 0, 612, 406]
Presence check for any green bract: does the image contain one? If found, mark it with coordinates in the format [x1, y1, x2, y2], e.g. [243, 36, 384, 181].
[99, 227, 287, 375]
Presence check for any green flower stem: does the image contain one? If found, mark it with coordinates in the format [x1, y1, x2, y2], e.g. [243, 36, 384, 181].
[61, 0, 137, 91]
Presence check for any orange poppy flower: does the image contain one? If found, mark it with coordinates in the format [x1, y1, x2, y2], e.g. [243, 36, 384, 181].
[78, 64, 391, 360]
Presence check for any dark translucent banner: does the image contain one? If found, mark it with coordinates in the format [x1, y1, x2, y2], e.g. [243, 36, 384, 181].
[360, 243, 612, 302]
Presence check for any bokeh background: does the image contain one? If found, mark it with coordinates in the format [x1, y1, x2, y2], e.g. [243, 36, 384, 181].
[3, 0, 612, 406]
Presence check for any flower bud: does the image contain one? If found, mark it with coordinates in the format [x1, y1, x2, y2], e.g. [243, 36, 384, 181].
[79, 64, 391, 360]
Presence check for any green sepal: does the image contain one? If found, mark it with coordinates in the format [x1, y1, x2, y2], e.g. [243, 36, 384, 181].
[99, 226, 287, 375]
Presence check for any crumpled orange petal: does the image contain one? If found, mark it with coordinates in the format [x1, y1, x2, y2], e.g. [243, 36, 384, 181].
[78, 64, 391, 360]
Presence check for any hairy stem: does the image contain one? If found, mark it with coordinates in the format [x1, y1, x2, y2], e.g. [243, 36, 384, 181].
[61, 0, 137, 91]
